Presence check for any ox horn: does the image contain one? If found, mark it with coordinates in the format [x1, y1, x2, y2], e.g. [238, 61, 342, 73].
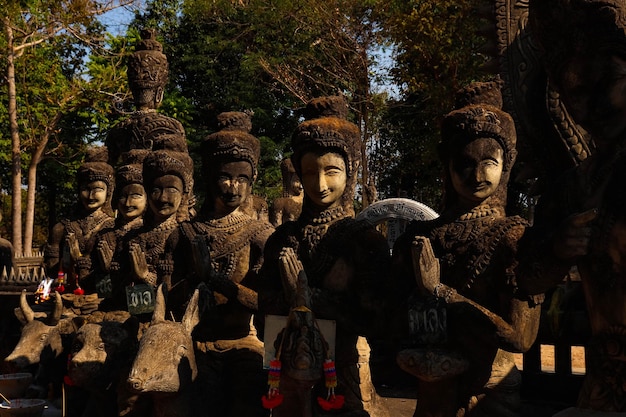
[20, 289, 35, 323]
[48, 291, 63, 326]
[151, 283, 166, 324]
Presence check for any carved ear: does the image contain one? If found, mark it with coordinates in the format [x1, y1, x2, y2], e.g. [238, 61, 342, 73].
[14, 307, 27, 325]
[182, 286, 201, 334]
[20, 289, 34, 323]
[48, 291, 63, 326]
[152, 283, 167, 324]
[70, 316, 87, 333]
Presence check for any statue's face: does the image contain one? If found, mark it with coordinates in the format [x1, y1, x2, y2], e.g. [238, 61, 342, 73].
[79, 180, 108, 212]
[300, 151, 347, 210]
[211, 160, 253, 216]
[148, 174, 183, 222]
[118, 183, 147, 221]
[449, 138, 504, 208]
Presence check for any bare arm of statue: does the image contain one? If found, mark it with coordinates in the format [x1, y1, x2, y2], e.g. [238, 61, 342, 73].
[411, 236, 540, 352]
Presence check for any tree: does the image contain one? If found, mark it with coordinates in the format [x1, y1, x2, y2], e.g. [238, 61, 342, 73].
[371, 0, 491, 203]
[142, 0, 389, 207]
[0, 0, 135, 255]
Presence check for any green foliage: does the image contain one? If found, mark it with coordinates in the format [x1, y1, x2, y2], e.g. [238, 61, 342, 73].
[370, 0, 491, 204]
[0, 0, 503, 242]
[0, 1, 137, 245]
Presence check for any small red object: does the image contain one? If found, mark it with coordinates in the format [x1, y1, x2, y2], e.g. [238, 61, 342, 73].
[73, 287, 85, 295]
[317, 394, 345, 411]
[262, 392, 284, 409]
[56, 285, 65, 293]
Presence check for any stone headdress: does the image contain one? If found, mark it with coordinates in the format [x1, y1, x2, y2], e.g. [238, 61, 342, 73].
[127, 29, 169, 109]
[201, 111, 261, 179]
[114, 149, 149, 201]
[76, 146, 115, 216]
[143, 149, 194, 222]
[291, 96, 361, 215]
[439, 80, 517, 209]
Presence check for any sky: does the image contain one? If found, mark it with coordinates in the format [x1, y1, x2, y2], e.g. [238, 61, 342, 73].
[98, 1, 142, 35]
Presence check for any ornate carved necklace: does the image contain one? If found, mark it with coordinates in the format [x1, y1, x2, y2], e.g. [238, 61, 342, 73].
[457, 204, 503, 221]
[115, 216, 144, 238]
[431, 210, 526, 291]
[299, 206, 347, 258]
[205, 211, 249, 230]
[135, 216, 178, 262]
[64, 210, 113, 250]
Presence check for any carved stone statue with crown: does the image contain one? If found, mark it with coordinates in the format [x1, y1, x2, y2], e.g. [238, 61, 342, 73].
[259, 96, 391, 417]
[514, 1, 626, 414]
[392, 81, 542, 417]
[78, 149, 150, 299]
[105, 141, 194, 320]
[270, 158, 303, 227]
[44, 146, 116, 294]
[106, 29, 188, 166]
[163, 111, 274, 417]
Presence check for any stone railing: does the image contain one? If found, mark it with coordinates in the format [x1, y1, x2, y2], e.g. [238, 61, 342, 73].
[0, 265, 47, 286]
[0, 250, 45, 287]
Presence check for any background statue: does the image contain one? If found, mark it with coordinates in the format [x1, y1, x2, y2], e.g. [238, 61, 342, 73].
[515, 1, 626, 412]
[106, 146, 193, 318]
[259, 96, 391, 417]
[270, 158, 303, 227]
[242, 194, 271, 223]
[80, 149, 149, 298]
[164, 111, 274, 417]
[106, 29, 188, 166]
[392, 81, 541, 417]
[44, 146, 115, 293]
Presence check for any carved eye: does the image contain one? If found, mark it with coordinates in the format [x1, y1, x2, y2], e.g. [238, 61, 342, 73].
[98, 343, 106, 351]
[177, 345, 187, 358]
[39, 333, 49, 342]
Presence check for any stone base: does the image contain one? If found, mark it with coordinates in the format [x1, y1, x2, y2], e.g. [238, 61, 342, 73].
[553, 407, 626, 417]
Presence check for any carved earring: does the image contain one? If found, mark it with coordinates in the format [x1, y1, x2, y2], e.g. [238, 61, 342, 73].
[155, 88, 164, 105]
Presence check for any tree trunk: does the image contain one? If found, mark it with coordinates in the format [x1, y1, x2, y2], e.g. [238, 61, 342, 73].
[4, 17, 23, 255]
[24, 116, 57, 257]
[24, 163, 36, 257]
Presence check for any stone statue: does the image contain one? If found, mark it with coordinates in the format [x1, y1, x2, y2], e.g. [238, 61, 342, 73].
[243, 194, 271, 223]
[78, 149, 149, 298]
[106, 29, 188, 166]
[514, 1, 626, 413]
[270, 158, 303, 227]
[44, 146, 115, 293]
[163, 111, 274, 417]
[391, 81, 541, 417]
[259, 96, 391, 417]
[106, 146, 193, 317]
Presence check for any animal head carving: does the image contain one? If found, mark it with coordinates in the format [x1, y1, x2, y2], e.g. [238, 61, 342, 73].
[5, 291, 73, 368]
[128, 284, 201, 393]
